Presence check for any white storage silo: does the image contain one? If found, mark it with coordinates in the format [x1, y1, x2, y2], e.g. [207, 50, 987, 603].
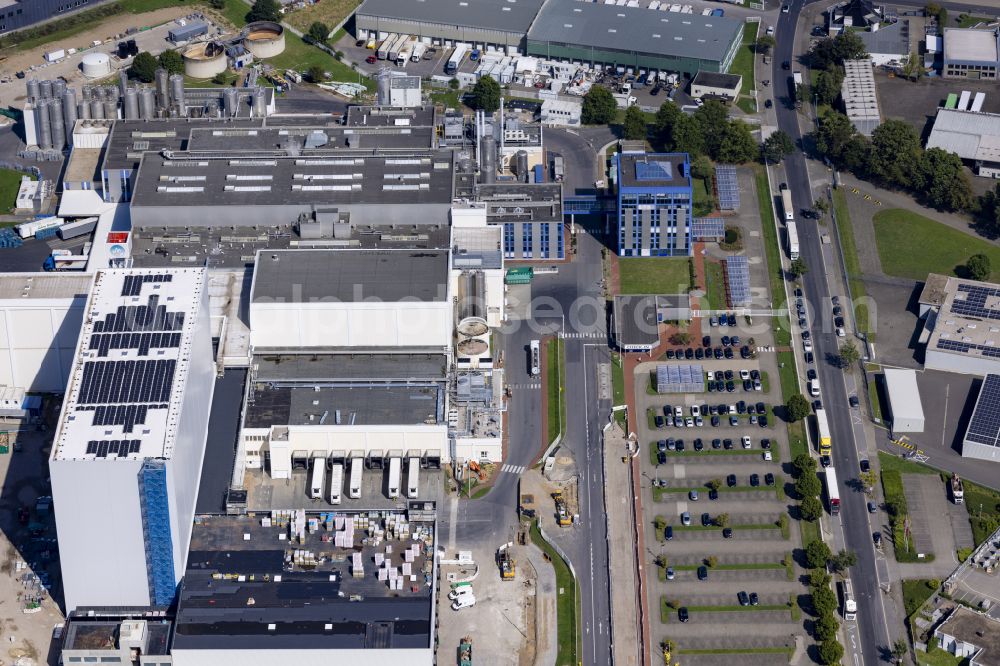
[81, 52, 112, 78]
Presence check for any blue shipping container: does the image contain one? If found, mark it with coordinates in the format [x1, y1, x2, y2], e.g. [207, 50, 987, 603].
[711, 8, 724, 16]
[35, 227, 58, 240]
[533, 164, 544, 183]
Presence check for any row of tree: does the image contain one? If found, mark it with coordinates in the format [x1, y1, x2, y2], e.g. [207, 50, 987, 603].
[654, 99, 759, 164]
[128, 50, 185, 83]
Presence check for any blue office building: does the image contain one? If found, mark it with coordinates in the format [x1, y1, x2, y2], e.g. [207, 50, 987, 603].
[615, 152, 693, 257]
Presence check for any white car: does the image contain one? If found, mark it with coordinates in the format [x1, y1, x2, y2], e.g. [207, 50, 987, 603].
[766, 25, 775, 35]
[706, 371, 716, 381]
[674, 406, 683, 417]
[691, 404, 701, 417]
[741, 436, 752, 449]
[681, 511, 691, 525]
[452, 595, 477, 611]
[804, 340, 813, 353]
[695, 416, 704, 427]
[685, 417, 694, 428]
[728, 404, 737, 415]
[739, 369, 750, 380]
[448, 587, 474, 601]
[836, 327, 846, 337]
[763, 451, 773, 461]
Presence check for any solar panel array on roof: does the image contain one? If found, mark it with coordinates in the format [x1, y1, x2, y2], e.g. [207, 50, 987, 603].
[635, 160, 673, 181]
[89, 295, 185, 357]
[715, 165, 740, 211]
[725, 255, 751, 307]
[85, 440, 143, 458]
[935, 337, 1000, 358]
[655, 364, 705, 393]
[950, 283, 1000, 320]
[965, 374, 1000, 448]
[692, 218, 725, 241]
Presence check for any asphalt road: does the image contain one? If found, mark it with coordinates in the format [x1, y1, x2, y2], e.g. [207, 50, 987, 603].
[773, 1, 891, 662]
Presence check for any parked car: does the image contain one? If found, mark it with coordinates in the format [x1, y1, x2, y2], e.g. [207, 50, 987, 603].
[868, 501, 877, 513]
[666, 567, 675, 580]
[765, 472, 775, 486]
[849, 395, 860, 408]
[723, 528, 733, 539]
[727, 474, 737, 487]
[678, 607, 690, 622]
[697, 566, 708, 580]
[689, 490, 699, 501]
[750, 474, 760, 487]
[860, 459, 871, 473]
[665, 525, 673, 540]
[750, 592, 759, 606]
[738, 591, 750, 606]
[701, 512, 711, 526]
[681, 511, 691, 526]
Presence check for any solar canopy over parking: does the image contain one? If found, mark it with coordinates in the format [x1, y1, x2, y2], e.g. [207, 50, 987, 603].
[725, 255, 751, 307]
[715, 165, 740, 211]
[691, 218, 725, 241]
[656, 364, 705, 393]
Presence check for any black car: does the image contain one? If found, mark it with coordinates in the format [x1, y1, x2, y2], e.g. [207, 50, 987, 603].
[355, 39, 367, 47]
[650, 85, 660, 96]
[709, 405, 718, 415]
[685, 347, 694, 360]
[727, 313, 736, 326]
[805, 351, 814, 364]
[796, 288, 803, 297]
[711, 415, 721, 427]
[665, 525, 673, 540]
[701, 512, 712, 526]
[738, 591, 750, 606]
[740, 345, 751, 359]
[813, 400, 823, 411]
[726, 381, 736, 392]
[750, 369, 760, 380]
[860, 458, 870, 473]
[723, 438, 733, 450]
[694, 348, 704, 360]
[868, 501, 877, 513]
[723, 370, 733, 380]
[663, 405, 672, 417]
[712, 438, 721, 449]
[747, 403, 756, 415]
[807, 369, 817, 380]
[761, 438, 771, 449]
[709, 489, 719, 500]
[666, 349, 675, 360]
[782, 60, 791, 70]
[820, 455, 831, 468]
[736, 400, 746, 413]
[835, 316, 845, 328]
[723, 528, 733, 539]
[849, 395, 860, 408]
[873, 532, 882, 548]
[802, 330, 811, 340]
[694, 438, 704, 451]
[765, 99, 773, 109]
[743, 379, 752, 391]
[697, 566, 708, 580]
[759, 415, 768, 427]
[750, 474, 760, 487]
[657, 451, 667, 464]
[714, 347, 724, 359]
[678, 607, 689, 622]
[749, 592, 759, 606]
[655, 415, 664, 428]
[721, 335, 731, 346]
[727, 474, 737, 487]
[756, 402, 766, 413]
[724, 347, 734, 359]
[765, 473, 775, 486]
[676, 439, 686, 452]
[833, 305, 843, 316]
[731, 336, 741, 346]
[716, 380, 726, 392]
[703, 335, 711, 347]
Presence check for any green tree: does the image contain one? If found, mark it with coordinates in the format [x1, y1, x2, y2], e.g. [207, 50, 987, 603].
[812, 585, 837, 616]
[916, 147, 974, 211]
[901, 50, 924, 81]
[470, 75, 501, 113]
[306, 65, 326, 83]
[839, 342, 860, 368]
[694, 100, 729, 157]
[795, 473, 822, 500]
[808, 568, 831, 588]
[815, 613, 839, 641]
[158, 49, 184, 75]
[860, 470, 879, 494]
[756, 34, 776, 54]
[800, 495, 824, 521]
[786, 393, 811, 422]
[812, 65, 844, 106]
[891, 638, 909, 662]
[805, 539, 832, 569]
[967, 253, 992, 281]
[830, 548, 858, 573]
[812, 110, 856, 164]
[842, 135, 872, 175]
[671, 114, 705, 157]
[208, 0, 225, 8]
[129, 52, 158, 83]
[307, 21, 330, 43]
[716, 121, 757, 163]
[654, 100, 682, 150]
[706, 478, 722, 492]
[448, 77, 460, 90]
[246, 0, 281, 23]
[790, 258, 808, 278]
[691, 154, 713, 180]
[814, 197, 829, 215]
[582, 86, 618, 125]
[622, 105, 647, 140]
[810, 31, 868, 69]
[869, 119, 922, 188]
[670, 331, 691, 346]
[818, 639, 845, 665]
[762, 130, 795, 164]
[714, 513, 730, 528]
[792, 452, 817, 477]
[706, 555, 719, 567]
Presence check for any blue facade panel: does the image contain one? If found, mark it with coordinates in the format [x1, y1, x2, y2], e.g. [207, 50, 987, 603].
[140, 459, 176, 607]
[615, 152, 693, 257]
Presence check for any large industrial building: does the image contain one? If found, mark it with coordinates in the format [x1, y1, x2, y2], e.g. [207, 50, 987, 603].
[919, 274, 1000, 376]
[614, 151, 693, 257]
[961, 373, 1000, 462]
[50, 267, 215, 611]
[926, 108, 1000, 178]
[526, 0, 744, 76]
[0, 0, 115, 35]
[841, 59, 881, 136]
[943, 27, 1000, 80]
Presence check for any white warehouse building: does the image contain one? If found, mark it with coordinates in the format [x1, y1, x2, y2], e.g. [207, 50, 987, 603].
[50, 268, 215, 611]
[883, 368, 925, 432]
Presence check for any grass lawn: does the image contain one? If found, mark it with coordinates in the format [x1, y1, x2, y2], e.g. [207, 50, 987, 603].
[832, 188, 872, 338]
[693, 176, 715, 217]
[727, 23, 758, 113]
[547, 338, 566, 445]
[957, 14, 993, 27]
[281, 0, 360, 35]
[429, 87, 463, 110]
[866, 370, 884, 423]
[915, 648, 965, 666]
[962, 480, 1000, 546]
[612, 354, 626, 429]
[704, 259, 727, 310]
[877, 451, 938, 476]
[529, 520, 579, 665]
[618, 257, 692, 294]
[754, 166, 790, 346]
[881, 467, 933, 562]
[874, 208, 1000, 282]
[0, 168, 33, 213]
[903, 579, 936, 618]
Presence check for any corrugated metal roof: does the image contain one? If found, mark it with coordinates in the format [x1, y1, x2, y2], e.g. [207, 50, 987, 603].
[356, 0, 545, 34]
[527, 0, 744, 64]
[927, 108, 1000, 163]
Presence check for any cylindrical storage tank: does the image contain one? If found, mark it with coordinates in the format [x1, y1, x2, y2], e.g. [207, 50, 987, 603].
[36, 102, 52, 150]
[182, 41, 227, 79]
[26, 79, 40, 102]
[90, 99, 104, 120]
[481, 136, 496, 184]
[253, 87, 266, 117]
[244, 21, 285, 58]
[376, 71, 391, 106]
[105, 85, 117, 101]
[223, 87, 238, 117]
[81, 52, 112, 78]
[139, 88, 156, 120]
[119, 69, 128, 96]
[516, 150, 529, 183]
[124, 88, 139, 120]
[103, 100, 118, 120]
[81, 85, 91, 102]
[169, 74, 185, 114]
[62, 90, 77, 144]
[78, 100, 91, 120]
[52, 78, 66, 99]
[40, 79, 53, 99]
[49, 99, 65, 151]
[155, 68, 169, 109]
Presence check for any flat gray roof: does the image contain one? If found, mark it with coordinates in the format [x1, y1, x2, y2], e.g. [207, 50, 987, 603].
[356, 0, 544, 35]
[692, 70, 742, 89]
[252, 353, 448, 382]
[528, 0, 744, 63]
[476, 182, 563, 221]
[251, 249, 449, 303]
[618, 152, 690, 189]
[944, 27, 999, 63]
[244, 384, 443, 427]
[345, 105, 437, 127]
[614, 295, 660, 348]
[858, 19, 909, 57]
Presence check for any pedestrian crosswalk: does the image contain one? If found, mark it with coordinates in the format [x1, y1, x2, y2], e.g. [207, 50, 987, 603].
[501, 464, 526, 475]
[509, 382, 541, 390]
[560, 331, 607, 339]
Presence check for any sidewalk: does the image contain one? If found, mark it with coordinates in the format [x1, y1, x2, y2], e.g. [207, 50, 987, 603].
[523, 542, 558, 666]
[604, 423, 641, 666]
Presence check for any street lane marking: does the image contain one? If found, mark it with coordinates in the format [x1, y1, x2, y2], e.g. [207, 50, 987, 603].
[500, 464, 526, 475]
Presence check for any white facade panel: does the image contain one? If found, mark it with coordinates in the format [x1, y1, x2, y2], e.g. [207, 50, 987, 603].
[171, 647, 433, 666]
[0, 298, 86, 392]
[925, 349, 1000, 377]
[453, 436, 503, 462]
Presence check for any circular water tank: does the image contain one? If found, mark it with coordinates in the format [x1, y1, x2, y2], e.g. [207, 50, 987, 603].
[244, 21, 285, 58]
[183, 41, 227, 79]
[81, 52, 112, 78]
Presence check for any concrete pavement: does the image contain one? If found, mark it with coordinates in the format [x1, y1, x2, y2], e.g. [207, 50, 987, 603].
[604, 422, 641, 666]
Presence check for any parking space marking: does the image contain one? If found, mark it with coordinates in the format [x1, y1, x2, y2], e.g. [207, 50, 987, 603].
[673, 464, 687, 479]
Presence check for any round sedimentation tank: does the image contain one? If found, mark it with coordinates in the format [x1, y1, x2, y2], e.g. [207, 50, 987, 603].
[124, 88, 139, 120]
[244, 21, 285, 58]
[139, 88, 156, 120]
[457, 317, 489, 337]
[81, 52, 112, 78]
[457, 338, 489, 356]
[183, 41, 227, 79]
